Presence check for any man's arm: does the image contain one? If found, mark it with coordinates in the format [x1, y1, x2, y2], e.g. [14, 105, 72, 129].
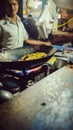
[25, 39, 52, 46]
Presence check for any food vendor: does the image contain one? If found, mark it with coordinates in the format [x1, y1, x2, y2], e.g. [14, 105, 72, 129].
[0, 0, 51, 52]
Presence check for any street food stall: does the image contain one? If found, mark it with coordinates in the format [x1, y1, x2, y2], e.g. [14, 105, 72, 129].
[0, 0, 73, 129]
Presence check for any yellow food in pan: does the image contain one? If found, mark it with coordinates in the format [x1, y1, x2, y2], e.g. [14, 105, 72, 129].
[19, 52, 47, 61]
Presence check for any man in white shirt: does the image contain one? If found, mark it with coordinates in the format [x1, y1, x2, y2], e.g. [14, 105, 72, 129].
[0, 0, 51, 51]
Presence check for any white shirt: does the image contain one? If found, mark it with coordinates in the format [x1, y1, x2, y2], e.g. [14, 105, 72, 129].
[0, 15, 29, 51]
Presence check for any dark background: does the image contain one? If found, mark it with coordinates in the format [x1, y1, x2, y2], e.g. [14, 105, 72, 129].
[0, 0, 23, 20]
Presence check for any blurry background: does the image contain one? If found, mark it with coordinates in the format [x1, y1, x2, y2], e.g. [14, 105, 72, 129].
[0, 0, 73, 31]
[55, 0, 73, 10]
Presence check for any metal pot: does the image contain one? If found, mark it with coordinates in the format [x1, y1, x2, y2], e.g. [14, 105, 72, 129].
[54, 58, 67, 69]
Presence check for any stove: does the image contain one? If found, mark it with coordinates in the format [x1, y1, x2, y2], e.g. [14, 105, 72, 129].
[0, 65, 49, 93]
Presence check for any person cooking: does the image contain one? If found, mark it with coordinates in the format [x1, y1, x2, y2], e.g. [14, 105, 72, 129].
[0, 0, 51, 52]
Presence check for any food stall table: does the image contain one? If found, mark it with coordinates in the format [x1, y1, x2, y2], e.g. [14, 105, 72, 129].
[0, 66, 73, 130]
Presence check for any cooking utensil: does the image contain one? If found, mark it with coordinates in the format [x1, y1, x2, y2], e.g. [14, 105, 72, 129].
[0, 46, 57, 70]
[0, 90, 13, 103]
[65, 52, 73, 64]
[54, 58, 67, 69]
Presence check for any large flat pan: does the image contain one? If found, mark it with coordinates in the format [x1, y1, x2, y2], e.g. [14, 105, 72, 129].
[0, 46, 57, 70]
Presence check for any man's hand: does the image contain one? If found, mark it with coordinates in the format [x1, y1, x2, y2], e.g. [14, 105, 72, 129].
[43, 41, 52, 46]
